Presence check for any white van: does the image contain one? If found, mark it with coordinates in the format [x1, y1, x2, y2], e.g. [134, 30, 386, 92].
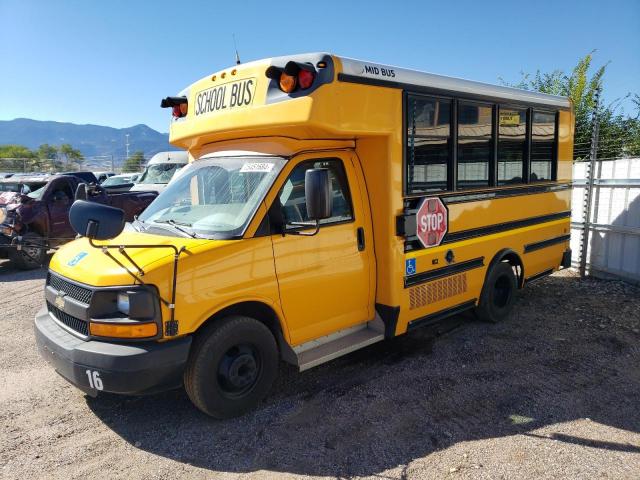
[130, 151, 188, 193]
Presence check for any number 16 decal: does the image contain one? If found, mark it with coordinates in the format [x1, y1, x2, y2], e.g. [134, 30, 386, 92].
[85, 370, 104, 390]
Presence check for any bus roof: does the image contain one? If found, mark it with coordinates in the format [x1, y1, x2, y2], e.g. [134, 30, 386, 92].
[335, 55, 571, 110]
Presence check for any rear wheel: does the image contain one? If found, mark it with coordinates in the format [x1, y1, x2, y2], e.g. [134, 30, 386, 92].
[184, 315, 279, 419]
[475, 261, 517, 323]
[8, 232, 46, 270]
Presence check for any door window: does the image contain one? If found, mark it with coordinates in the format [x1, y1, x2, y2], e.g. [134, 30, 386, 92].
[49, 181, 73, 203]
[278, 159, 353, 228]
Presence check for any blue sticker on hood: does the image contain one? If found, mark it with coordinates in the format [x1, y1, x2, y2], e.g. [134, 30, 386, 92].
[67, 251, 88, 266]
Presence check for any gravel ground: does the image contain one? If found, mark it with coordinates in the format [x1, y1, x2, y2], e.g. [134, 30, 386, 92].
[1, 258, 639, 479]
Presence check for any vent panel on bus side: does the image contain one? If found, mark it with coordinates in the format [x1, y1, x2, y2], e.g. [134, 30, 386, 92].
[408, 273, 468, 310]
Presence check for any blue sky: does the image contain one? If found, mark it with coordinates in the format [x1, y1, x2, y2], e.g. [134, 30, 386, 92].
[1, 0, 638, 133]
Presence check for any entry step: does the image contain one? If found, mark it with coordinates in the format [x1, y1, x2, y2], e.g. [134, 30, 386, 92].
[294, 321, 385, 371]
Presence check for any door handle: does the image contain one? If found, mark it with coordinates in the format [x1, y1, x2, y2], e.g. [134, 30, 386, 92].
[357, 227, 365, 251]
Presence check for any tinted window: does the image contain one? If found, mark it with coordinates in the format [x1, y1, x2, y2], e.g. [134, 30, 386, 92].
[531, 111, 556, 181]
[498, 107, 527, 185]
[457, 102, 492, 189]
[406, 95, 451, 193]
[279, 159, 353, 227]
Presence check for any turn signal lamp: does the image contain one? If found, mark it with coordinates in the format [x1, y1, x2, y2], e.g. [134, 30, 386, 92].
[90, 321, 158, 338]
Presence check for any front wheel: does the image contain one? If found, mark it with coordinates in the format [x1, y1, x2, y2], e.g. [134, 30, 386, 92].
[8, 232, 46, 270]
[184, 315, 279, 419]
[475, 261, 517, 323]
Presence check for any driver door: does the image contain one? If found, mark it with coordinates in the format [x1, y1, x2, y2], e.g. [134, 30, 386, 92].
[269, 152, 374, 345]
[46, 178, 74, 240]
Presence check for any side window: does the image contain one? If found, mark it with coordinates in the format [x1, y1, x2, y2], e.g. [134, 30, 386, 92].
[50, 181, 73, 202]
[530, 111, 557, 181]
[406, 94, 451, 194]
[498, 106, 527, 185]
[278, 159, 353, 227]
[457, 101, 492, 189]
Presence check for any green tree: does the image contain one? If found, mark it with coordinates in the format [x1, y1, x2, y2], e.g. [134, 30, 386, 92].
[59, 143, 84, 169]
[122, 150, 145, 173]
[36, 144, 59, 171]
[0, 144, 37, 172]
[502, 52, 640, 160]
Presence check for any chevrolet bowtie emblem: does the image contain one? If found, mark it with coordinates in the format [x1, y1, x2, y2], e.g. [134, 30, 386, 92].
[55, 291, 66, 310]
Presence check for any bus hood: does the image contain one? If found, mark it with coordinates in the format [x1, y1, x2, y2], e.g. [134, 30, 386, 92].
[49, 230, 216, 286]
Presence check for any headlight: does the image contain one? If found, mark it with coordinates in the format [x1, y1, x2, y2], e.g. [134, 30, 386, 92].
[116, 290, 155, 319]
[90, 288, 159, 339]
[117, 292, 130, 315]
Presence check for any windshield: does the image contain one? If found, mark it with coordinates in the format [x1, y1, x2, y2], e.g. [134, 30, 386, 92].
[102, 176, 131, 186]
[27, 186, 46, 199]
[138, 156, 285, 237]
[138, 163, 184, 184]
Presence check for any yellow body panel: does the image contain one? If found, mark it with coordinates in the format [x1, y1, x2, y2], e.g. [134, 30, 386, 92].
[47, 54, 574, 353]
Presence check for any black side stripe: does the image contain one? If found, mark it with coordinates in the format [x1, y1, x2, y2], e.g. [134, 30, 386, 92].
[407, 300, 477, 331]
[337, 73, 571, 112]
[402, 183, 571, 210]
[442, 183, 571, 205]
[405, 257, 484, 288]
[404, 210, 571, 252]
[524, 234, 571, 253]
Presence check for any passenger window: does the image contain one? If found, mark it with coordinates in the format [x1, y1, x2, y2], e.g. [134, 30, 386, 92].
[406, 95, 451, 194]
[531, 111, 556, 181]
[457, 102, 492, 189]
[498, 107, 527, 185]
[279, 159, 353, 227]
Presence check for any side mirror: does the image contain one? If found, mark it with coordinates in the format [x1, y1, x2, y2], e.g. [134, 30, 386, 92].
[305, 168, 332, 221]
[75, 183, 87, 200]
[69, 200, 125, 240]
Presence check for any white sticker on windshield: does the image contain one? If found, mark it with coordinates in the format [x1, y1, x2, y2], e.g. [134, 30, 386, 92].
[240, 162, 274, 173]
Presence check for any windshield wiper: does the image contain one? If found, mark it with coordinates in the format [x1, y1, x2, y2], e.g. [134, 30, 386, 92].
[155, 219, 199, 238]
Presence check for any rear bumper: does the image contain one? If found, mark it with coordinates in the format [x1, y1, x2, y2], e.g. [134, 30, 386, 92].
[35, 307, 192, 395]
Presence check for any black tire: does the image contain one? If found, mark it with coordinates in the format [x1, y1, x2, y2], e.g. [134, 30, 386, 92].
[475, 261, 518, 323]
[8, 232, 46, 270]
[184, 315, 279, 419]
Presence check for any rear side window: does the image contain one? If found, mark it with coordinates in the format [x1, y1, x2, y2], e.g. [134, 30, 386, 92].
[498, 107, 527, 185]
[530, 111, 556, 181]
[279, 159, 353, 227]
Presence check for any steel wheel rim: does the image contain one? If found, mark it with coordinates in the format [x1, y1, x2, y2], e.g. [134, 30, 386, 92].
[216, 343, 261, 398]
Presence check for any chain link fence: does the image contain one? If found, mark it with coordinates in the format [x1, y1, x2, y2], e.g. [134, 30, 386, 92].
[0, 156, 149, 176]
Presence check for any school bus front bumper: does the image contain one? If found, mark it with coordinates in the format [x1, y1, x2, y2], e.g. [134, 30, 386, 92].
[34, 307, 192, 395]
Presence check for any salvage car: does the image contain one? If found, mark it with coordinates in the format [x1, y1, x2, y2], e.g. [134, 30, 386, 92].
[0, 174, 157, 269]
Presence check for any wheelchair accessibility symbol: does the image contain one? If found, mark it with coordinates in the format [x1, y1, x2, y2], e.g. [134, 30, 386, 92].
[405, 258, 416, 276]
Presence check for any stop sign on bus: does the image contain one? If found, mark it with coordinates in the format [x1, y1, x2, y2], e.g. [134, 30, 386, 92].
[416, 197, 448, 248]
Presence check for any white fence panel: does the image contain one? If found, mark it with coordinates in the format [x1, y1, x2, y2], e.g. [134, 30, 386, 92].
[572, 157, 640, 284]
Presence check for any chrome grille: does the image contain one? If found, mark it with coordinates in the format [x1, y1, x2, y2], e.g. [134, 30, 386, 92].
[47, 273, 92, 304]
[47, 301, 89, 336]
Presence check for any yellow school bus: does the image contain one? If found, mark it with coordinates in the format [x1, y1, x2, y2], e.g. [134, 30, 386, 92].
[35, 53, 574, 418]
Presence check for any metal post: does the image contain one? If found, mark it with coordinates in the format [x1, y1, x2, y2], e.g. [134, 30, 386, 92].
[578, 87, 601, 277]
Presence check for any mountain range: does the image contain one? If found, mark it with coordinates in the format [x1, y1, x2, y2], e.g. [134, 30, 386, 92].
[0, 118, 174, 159]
